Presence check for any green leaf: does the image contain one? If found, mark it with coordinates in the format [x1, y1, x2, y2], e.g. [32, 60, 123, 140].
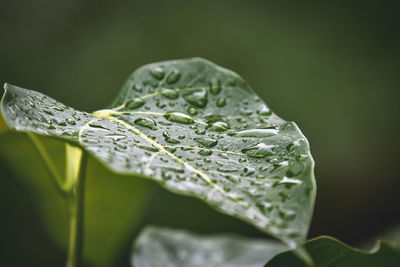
[265, 236, 400, 267]
[0, 132, 150, 266]
[132, 226, 288, 267]
[1, 58, 316, 247]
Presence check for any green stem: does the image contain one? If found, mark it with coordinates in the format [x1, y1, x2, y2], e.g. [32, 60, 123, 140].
[26, 133, 88, 266]
[66, 151, 88, 267]
[27, 133, 73, 194]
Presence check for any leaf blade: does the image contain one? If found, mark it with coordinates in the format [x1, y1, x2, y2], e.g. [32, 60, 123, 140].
[1, 58, 316, 247]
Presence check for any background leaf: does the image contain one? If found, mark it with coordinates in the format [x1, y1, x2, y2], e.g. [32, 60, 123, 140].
[0, 132, 151, 267]
[265, 236, 400, 267]
[1, 58, 316, 247]
[132, 226, 287, 267]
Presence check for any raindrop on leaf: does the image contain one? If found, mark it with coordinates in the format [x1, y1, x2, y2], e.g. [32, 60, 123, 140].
[134, 118, 157, 130]
[127, 98, 145, 109]
[183, 89, 208, 108]
[164, 112, 194, 124]
[150, 67, 165, 80]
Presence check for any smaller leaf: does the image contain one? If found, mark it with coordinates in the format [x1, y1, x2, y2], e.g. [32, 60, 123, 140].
[265, 236, 400, 267]
[132, 226, 288, 267]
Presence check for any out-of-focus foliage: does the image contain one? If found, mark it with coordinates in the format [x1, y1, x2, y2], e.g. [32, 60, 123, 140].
[0, 132, 151, 266]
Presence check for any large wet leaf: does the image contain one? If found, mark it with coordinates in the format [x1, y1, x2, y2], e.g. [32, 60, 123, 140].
[1, 58, 315, 247]
[265, 236, 400, 267]
[132, 226, 287, 267]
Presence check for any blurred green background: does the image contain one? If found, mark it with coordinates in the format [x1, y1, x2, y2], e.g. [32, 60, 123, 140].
[0, 0, 399, 266]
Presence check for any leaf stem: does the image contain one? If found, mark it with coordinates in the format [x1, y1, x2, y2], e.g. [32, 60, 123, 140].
[66, 151, 88, 267]
[294, 246, 315, 267]
[26, 132, 73, 195]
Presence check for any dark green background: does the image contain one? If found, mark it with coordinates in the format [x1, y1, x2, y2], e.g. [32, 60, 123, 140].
[0, 1, 399, 266]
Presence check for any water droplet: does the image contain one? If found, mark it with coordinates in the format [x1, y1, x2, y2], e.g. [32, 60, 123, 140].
[258, 202, 273, 213]
[242, 143, 275, 158]
[280, 122, 295, 131]
[286, 160, 304, 177]
[162, 131, 181, 144]
[166, 70, 181, 84]
[208, 121, 229, 132]
[217, 167, 238, 173]
[137, 144, 159, 152]
[161, 170, 172, 181]
[83, 138, 98, 144]
[160, 88, 179, 99]
[66, 119, 76, 125]
[104, 134, 126, 141]
[240, 108, 253, 116]
[165, 147, 177, 153]
[57, 120, 67, 126]
[279, 209, 296, 221]
[156, 102, 167, 109]
[115, 142, 127, 150]
[164, 112, 194, 124]
[257, 106, 271, 116]
[194, 137, 218, 148]
[88, 123, 109, 130]
[217, 153, 229, 159]
[235, 128, 278, 138]
[127, 98, 145, 109]
[216, 98, 226, 107]
[286, 140, 301, 151]
[150, 67, 165, 80]
[187, 107, 198, 115]
[198, 149, 212, 156]
[210, 80, 222, 94]
[195, 129, 206, 135]
[162, 166, 184, 173]
[134, 118, 157, 130]
[287, 231, 301, 239]
[183, 88, 208, 108]
[132, 84, 142, 92]
[243, 166, 256, 176]
[43, 109, 53, 115]
[280, 176, 302, 184]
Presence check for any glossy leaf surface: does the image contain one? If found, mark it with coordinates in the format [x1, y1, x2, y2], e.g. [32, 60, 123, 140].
[265, 236, 400, 267]
[1, 58, 316, 246]
[132, 226, 287, 267]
